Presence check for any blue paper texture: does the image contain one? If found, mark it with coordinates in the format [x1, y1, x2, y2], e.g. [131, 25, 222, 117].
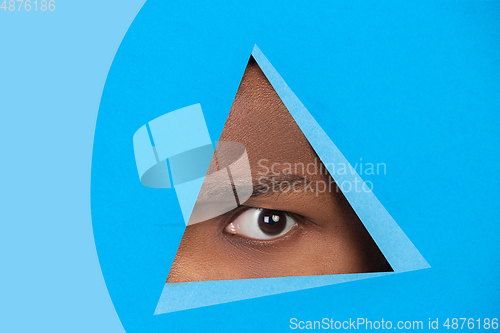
[153, 46, 429, 314]
[2, 0, 500, 332]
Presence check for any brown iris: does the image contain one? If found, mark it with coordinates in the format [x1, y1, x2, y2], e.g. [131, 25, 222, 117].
[257, 209, 287, 236]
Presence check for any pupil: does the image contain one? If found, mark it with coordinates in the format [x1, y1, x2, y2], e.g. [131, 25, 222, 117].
[258, 209, 287, 236]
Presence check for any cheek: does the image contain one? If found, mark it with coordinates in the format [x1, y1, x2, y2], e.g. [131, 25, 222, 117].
[167, 221, 378, 282]
[166, 223, 223, 282]
[226, 227, 373, 277]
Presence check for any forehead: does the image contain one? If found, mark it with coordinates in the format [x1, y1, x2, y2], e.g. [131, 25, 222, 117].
[219, 60, 320, 176]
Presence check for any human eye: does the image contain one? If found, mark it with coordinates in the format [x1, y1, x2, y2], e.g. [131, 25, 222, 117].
[223, 208, 298, 240]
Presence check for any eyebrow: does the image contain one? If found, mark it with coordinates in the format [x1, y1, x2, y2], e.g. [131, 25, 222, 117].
[188, 172, 333, 226]
[251, 173, 313, 198]
[193, 172, 333, 207]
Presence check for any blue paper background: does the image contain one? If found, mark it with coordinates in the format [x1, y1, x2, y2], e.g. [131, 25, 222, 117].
[2, 1, 499, 332]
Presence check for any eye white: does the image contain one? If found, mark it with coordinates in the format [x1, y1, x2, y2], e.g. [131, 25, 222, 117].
[225, 208, 297, 240]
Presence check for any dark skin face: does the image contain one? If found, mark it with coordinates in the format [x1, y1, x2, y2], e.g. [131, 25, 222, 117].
[166, 58, 390, 282]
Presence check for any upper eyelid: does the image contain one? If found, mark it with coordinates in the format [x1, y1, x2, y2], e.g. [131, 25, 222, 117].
[236, 205, 311, 227]
[228, 206, 297, 225]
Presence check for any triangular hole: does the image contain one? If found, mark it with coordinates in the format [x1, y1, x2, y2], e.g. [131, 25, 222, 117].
[166, 56, 392, 283]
